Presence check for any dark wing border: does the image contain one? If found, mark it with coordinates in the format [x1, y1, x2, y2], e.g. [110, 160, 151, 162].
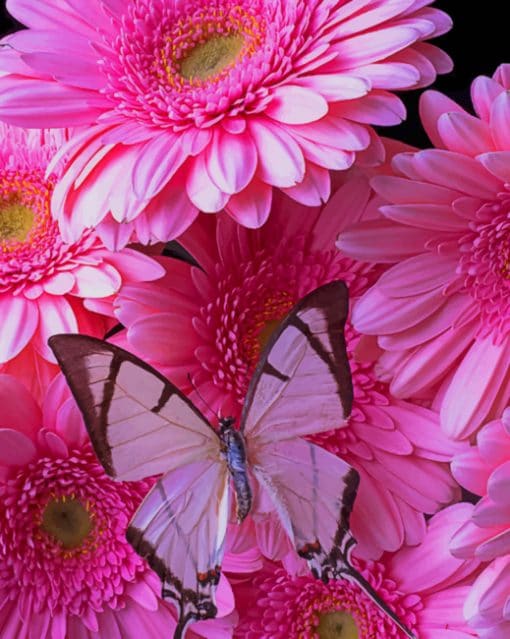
[48, 334, 218, 477]
[239, 280, 353, 431]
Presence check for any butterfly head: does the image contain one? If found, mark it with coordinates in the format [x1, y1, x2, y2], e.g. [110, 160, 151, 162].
[219, 416, 236, 433]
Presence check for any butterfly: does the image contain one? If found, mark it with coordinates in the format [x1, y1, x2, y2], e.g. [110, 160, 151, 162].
[49, 281, 416, 639]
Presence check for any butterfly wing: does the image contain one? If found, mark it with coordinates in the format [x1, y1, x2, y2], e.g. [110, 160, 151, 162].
[49, 335, 230, 636]
[48, 334, 220, 480]
[128, 459, 230, 639]
[252, 437, 416, 639]
[241, 280, 352, 443]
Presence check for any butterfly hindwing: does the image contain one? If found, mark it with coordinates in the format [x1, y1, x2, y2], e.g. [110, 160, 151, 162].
[127, 460, 230, 639]
[48, 334, 220, 480]
[241, 280, 352, 444]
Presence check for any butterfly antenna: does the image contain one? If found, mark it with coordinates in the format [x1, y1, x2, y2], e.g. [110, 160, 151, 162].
[343, 565, 417, 639]
[187, 373, 221, 421]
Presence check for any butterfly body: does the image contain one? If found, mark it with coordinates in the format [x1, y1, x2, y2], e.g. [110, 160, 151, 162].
[49, 281, 416, 639]
[219, 419, 252, 523]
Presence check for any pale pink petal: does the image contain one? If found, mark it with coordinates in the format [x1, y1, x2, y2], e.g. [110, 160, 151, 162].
[297, 74, 369, 101]
[33, 295, 78, 360]
[437, 112, 496, 156]
[205, 129, 257, 194]
[99, 248, 165, 283]
[0, 296, 39, 362]
[281, 162, 331, 206]
[471, 75, 505, 121]
[71, 264, 122, 298]
[186, 155, 229, 212]
[250, 119, 305, 188]
[478, 151, 510, 182]
[332, 26, 420, 68]
[225, 179, 272, 228]
[336, 90, 406, 125]
[266, 85, 328, 125]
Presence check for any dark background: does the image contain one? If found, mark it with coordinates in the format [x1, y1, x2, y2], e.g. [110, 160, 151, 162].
[0, 2, 507, 148]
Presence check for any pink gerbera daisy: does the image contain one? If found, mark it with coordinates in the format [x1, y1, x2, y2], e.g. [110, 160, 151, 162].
[114, 174, 462, 560]
[0, 0, 451, 247]
[0, 122, 163, 402]
[338, 63, 510, 440]
[450, 408, 510, 637]
[232, 504, 480, 638]
[0, 374, 236, 639]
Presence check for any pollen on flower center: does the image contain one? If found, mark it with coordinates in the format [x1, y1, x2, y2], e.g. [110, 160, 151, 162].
[41, 496, 93, 549]
[179, 33, 245, 81]
[317, 611, 359, 639]
[0, 199, 34, 242]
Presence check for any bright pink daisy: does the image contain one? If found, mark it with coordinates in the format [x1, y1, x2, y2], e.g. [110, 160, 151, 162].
[114, 174, 462, 560]
[338, 63, 510, 440]
[450, 408, 510, 637]
[0, 374, 236, 639]
[0, 0, 451, 247]
[232, 504, 480, 638]
[0, 122, 164, 402]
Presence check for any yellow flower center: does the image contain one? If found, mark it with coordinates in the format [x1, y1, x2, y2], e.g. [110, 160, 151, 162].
[0, 198, 34, 242]
[179, 33, 245, 81]
[317, 611, 359, 639]
[41, 496, 93, 549]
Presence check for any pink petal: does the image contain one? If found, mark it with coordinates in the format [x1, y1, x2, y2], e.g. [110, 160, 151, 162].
[250, 119, 305, 187]
[297, 74, 369, 101]
[471, 75, 505, 121]
[419, 90, 466, 148]
[0, 429, 37, 466]
[355, 61, 420, 90]
[376, 253, 456, 297]
[352, 285, 444, 334]
[0, 373, 42, 437]
[33, 295, 79, 360]
[72, 264, 122, 298]
[0, 295, 39, 361]
[266, 85, 328, 125]
[281, 162, 330, 206]
[413, 149, 501, 198]
[478, 152, 510, 182]
[337, 219, 435, 262]
[225, 179, 272, 228]
[186, 155, 229, 212]
[371, 175, 459, 205]
[336, 90, 406, 125]
[437, 112, 496, 156]
[100, 248, 165, 283]
[441, 338, 510, 440]
[381, 202, 468, 231]
[131, 132, 190, 200]
[7, 0, 97, 34]
[205, 129, 257, 194]
[42, 271, 75, 295]
[332, 26, 420, 68]
[0, 76, 107, 126]
[490, 90, 510, 149]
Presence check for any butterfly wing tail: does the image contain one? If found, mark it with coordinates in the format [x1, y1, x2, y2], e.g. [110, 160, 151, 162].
[341, 563, 417, 639]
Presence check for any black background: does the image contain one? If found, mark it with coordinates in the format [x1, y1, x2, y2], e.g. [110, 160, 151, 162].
[0, 2, 507, 148]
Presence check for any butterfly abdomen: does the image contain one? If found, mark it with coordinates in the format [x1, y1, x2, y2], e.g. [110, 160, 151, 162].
[220, 421, 252, 522]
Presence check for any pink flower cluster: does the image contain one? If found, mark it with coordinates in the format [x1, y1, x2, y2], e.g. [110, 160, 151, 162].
[0, 1, 507, 638]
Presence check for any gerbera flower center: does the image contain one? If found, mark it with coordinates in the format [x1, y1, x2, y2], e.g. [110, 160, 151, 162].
[0, 198, 34, 242]
[317, 611, 359, 639]
[458, 196, 510, 339]
[179, 33, 245, 81]
[241, 291, 294, 364]
[41, 496, 93, 549]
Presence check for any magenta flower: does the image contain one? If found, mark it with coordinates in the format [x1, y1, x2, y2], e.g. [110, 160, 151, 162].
[114, 174, 462, 560]
[0, 123, 164, 402]
[450, 408, 510, 637]
[338, 64, 510, 440]
[0, 374, 174, 638]
[233, 504, 480, 638]
[0, 374, 236, 638]
[0, 0, 451, 247]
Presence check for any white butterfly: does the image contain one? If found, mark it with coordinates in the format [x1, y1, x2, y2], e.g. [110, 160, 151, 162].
[49, 281, 415, 639]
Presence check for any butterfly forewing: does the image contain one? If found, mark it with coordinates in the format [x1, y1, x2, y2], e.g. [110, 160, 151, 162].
[48, 335, 221, 480]
[241, 281, 352, 444]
